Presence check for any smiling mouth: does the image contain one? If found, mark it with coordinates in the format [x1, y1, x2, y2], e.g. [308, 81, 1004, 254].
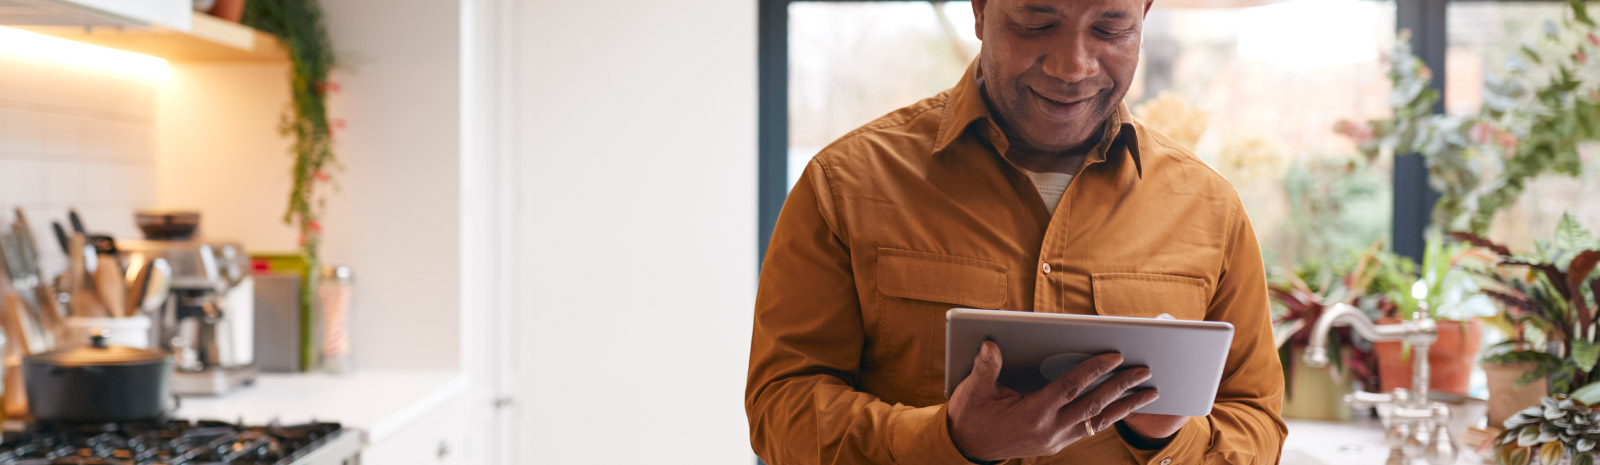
[1029, 88, 1094, 117]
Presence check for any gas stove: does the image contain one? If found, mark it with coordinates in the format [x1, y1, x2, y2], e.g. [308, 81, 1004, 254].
[0, 420, 361, 465]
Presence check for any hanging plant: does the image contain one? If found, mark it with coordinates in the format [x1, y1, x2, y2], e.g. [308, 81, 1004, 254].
[241, 0, 337, 311]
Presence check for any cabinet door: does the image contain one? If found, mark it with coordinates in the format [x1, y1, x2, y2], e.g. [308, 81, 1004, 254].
[361, 394, 469, 465]
[60, 0, 191, 30]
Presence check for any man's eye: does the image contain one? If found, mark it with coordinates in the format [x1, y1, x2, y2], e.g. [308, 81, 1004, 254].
[1021, 24, 1054, 33]
[1096, 28, 1128, 38]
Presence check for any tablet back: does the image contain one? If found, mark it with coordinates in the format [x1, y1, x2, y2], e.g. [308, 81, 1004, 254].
[944, 308, 1235, 417]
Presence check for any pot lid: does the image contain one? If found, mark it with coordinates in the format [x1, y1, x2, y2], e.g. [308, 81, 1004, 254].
[26, 331, 169, 367]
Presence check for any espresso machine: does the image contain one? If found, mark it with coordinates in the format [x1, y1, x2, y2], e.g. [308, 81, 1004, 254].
[119, 211, 256, 396]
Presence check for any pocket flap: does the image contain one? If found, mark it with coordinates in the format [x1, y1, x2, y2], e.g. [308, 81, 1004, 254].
[1091, 272, 1208, 320]
[877, 248, 1007, 309]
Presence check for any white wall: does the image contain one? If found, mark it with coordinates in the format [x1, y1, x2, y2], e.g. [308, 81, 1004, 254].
[514, 0, 758, 462]
[318, 0, 462, 372]
[156, 0, 464, 373]
[156, 63, 295, 252]
[0, 51, 158, 276]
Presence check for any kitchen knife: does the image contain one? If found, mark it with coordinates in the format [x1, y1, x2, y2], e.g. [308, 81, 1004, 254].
[14, 210, 66, 338]
[67, 209, 84, 234]
[51, 222, 69, 255]
[0, 233, 49, 352]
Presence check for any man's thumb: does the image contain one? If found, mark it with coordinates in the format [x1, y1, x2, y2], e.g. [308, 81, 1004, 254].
[969, 341, 1002, 386]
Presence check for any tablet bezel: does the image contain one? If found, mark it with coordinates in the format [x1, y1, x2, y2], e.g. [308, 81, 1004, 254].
[943, 308, 1235, 417]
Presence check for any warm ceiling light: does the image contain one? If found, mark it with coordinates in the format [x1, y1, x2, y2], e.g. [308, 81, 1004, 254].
[0, 26, 168, 80]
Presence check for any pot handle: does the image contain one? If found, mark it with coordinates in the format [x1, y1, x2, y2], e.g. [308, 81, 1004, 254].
[165, 393, 182, 418]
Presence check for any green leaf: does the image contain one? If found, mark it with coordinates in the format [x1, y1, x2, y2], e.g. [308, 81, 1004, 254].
[1488, 350, 1566, 367]
[1524, 426, 1546, 446]
[1577, 452, 1595, 465]
[1576, 339, 1600, 372]
[1511, 446, 1532, 465]
[1526, 45, 1548, 65]
[1559, 213, 1600, 254]
[1573, 0, 1596, 27]
[1573, 382, 1600, 406]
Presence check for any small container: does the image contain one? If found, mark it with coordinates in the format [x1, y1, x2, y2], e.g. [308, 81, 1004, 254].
[317, 266, 354, 374]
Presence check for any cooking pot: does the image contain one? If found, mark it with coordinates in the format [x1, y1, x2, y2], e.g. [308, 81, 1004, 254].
[24, 331, 173, 424]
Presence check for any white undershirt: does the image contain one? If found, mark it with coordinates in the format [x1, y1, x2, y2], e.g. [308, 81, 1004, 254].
[1021, 169, 1074, 216]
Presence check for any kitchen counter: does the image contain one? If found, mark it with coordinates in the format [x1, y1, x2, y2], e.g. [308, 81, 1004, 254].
[1284, 417, 1490, 465]
[174, 371, 469, 445]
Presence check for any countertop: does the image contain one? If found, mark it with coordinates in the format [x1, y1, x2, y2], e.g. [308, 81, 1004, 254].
[1284, 417, 1490, 465]
[174, 371, 469, 446]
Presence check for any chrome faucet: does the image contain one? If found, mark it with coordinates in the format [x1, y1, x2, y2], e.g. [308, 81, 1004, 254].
[1303, 301, 1455, 465]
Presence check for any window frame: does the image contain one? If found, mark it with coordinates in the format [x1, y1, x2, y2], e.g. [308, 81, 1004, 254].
[757, 0, 1549, 266]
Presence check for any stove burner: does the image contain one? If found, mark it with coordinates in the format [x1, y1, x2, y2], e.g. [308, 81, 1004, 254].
[0, 420, 344, 465]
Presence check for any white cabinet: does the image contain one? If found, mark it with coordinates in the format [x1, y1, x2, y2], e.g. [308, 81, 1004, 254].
[361, 394, 470, 465]
[0, 0, 190, 30]
[175, 372, 476, 465]
[58, 0, 189, 30]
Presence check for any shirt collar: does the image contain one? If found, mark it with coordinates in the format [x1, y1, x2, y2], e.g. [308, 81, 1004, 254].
[933, 60, 1143, 178]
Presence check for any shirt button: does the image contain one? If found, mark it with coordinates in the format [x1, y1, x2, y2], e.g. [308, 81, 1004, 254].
[1041, 263, 1052, 274]
[1159, 459, 1172, 465]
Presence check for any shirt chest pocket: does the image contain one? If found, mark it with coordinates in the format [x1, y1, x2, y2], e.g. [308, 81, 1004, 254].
[1091, 272, 1210, 321]
[875, 248, 1007, 405]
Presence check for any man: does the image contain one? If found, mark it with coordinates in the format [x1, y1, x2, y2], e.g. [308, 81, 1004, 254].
[746, 0, 1286, 463]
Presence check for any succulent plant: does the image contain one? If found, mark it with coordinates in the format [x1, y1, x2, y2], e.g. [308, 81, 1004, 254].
[1497, 395, 1600, 465]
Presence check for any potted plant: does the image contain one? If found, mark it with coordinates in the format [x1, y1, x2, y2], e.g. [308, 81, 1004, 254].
[1366, 234, 1498, 397]
[1270, 247, 1385, 421]
[1462, 214, 1600, 428]
[1495, 395, 1600, 465]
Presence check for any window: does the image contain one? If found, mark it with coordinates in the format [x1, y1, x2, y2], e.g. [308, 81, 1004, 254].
[1446, 1, 1600, 250]
[774, 0, 1398, 268]
[1133, 1, 1396, 267]
[788, 1, 980, 189]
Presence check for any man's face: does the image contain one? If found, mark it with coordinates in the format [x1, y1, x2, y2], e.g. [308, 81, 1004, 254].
[972, 0, 1149, 153]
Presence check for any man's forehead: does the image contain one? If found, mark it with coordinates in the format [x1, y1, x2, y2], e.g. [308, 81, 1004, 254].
[996, 0, 1145, 16]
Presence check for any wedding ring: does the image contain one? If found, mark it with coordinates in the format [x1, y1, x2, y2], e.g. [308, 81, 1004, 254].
[1084, 421, 1096, 436]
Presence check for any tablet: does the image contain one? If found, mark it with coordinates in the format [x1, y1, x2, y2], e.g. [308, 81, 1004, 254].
[944, 308, 1234, 417]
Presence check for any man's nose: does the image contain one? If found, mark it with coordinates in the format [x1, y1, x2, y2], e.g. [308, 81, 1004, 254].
[1040, 36, 1100, 84]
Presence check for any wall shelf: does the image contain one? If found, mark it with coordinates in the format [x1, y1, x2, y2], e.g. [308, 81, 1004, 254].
[16, 12, 285, 62]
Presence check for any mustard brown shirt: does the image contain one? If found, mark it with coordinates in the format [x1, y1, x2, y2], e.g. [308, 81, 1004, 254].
[746, 62, 1287, 465]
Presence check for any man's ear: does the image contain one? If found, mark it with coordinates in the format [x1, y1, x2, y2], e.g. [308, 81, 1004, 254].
[1144, 0, 1153, 17]
[972, 0, 987, 40]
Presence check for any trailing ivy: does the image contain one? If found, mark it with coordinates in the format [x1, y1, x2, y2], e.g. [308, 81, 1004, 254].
[241, 0, 337, 367]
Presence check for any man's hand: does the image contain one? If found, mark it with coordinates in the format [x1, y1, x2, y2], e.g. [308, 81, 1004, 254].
[1120, 312, 1192, 446]
[947, 341, 1160, 462]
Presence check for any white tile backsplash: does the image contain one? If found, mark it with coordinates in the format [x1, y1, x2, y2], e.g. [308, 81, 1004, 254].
[0, 55, 157, 278]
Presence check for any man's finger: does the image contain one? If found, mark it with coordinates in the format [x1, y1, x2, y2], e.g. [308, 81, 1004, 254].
[1034, 353, 1123, 409]
[1089, 389, 1160, 432]
[1056, 366, 1151, 426]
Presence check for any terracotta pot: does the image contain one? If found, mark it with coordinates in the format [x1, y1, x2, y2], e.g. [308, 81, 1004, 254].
[1373, 318, 1482, 396]
[209, 0, 247, 22]
[1483, 361, 1549, 429]
[1281, 346, 1354, 421]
